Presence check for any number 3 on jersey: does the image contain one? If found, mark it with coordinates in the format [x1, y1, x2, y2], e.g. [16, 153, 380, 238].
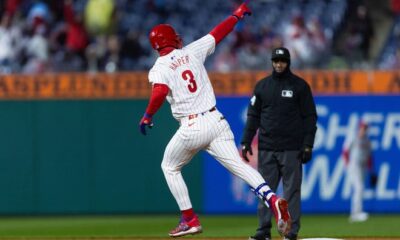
[182, 69, 197, 93]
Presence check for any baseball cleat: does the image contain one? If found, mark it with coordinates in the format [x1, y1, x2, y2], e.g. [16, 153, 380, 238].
[270, 196, 292, 236]
[169, 215, 202, 238]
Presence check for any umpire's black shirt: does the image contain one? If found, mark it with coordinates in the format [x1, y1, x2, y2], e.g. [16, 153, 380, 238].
[241, 68, 317, 151]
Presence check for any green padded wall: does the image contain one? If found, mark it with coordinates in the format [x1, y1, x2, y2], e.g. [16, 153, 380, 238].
[0, 100, 202, 214]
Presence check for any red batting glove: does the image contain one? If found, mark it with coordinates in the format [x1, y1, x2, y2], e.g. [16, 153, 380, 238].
[139, 113, 154, 135]
[232, 3, 252, 20]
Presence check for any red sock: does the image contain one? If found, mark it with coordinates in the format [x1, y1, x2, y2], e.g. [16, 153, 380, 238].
[181, 208, 195, 221]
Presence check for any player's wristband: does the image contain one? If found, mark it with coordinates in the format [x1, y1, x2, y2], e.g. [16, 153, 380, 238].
[144, 112, 153, 118]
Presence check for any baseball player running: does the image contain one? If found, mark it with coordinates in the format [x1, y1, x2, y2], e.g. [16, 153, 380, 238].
[342, 121, 373, 222]
[139, 2, 291, 238]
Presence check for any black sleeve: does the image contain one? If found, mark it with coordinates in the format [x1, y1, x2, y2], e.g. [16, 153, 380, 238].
[241, 85, 262, 145]
[300, 82, 317, 148]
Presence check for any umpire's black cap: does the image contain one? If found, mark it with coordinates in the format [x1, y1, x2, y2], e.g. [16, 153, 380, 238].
[271, 47, 290, 62]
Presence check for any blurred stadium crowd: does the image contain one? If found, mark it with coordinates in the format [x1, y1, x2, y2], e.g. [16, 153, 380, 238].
[0, 0, 399, 74]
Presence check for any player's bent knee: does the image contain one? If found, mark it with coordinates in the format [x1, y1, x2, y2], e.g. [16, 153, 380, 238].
[161, 161, 169, 172]
[161, 161, 180, 174]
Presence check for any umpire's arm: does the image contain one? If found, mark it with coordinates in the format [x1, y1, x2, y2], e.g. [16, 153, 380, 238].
[241, 90, 262, 145]
[300, 83, 318, 147]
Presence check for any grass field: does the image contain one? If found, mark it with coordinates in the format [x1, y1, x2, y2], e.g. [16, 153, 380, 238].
[0, 214, 398, 239]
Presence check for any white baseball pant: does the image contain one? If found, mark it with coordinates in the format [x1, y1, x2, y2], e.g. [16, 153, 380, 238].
[161, 108, 272, 210]
[348, 162, 366, 215]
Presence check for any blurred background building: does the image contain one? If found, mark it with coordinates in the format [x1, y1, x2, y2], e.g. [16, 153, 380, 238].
[0, 0, 399, 74]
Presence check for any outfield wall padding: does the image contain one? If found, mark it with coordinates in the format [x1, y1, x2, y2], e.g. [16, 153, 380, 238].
[0, 100, 202, 214]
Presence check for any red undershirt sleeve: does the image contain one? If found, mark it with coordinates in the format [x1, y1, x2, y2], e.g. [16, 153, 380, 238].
[209, 16, 239, 45]
[145, 83, 169, 116]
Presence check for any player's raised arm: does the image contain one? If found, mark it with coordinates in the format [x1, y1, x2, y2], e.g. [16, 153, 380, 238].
[209, 3, 252, 45]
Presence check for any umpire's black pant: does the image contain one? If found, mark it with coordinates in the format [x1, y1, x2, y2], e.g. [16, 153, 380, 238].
[254, 150, 302, 239]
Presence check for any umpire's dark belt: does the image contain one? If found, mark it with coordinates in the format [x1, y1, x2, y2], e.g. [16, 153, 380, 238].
[188, 107, 216, 120]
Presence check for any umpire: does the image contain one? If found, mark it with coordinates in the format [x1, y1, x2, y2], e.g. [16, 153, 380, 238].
[241, 47, 317, 240]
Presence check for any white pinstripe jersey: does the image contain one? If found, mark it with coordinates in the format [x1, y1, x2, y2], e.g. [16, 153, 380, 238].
[149, 34, 217, 120]
[348, 135, 371, 166]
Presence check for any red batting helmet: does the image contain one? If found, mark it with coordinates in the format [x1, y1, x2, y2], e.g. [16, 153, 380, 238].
[149, 24, 182, 51]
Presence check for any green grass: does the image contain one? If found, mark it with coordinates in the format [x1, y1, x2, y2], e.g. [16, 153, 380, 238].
[0, 214, 398, 238]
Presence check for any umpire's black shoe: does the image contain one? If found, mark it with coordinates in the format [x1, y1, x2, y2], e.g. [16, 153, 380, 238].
[248, 236, 270, 240]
